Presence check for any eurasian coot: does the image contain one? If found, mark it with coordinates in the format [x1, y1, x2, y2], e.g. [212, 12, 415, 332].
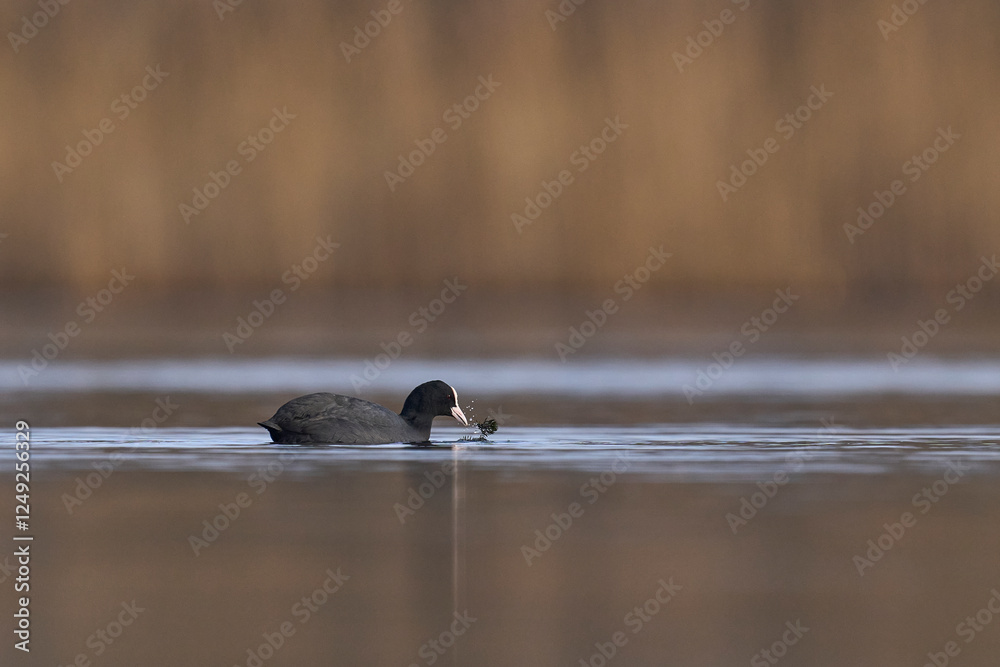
[258, 380, 468, 444]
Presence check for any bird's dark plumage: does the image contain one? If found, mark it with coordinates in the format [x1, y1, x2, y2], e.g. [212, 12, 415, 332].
[258, 380, 467, 444]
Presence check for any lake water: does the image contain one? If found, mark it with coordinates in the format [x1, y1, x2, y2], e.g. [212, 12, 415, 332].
[3, 356, 1000, 666]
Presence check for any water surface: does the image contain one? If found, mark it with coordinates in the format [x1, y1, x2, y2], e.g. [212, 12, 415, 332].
[3, 357, 1000, 666]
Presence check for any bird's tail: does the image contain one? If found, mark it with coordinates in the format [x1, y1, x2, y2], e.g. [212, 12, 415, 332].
[258, 420, 281, 439]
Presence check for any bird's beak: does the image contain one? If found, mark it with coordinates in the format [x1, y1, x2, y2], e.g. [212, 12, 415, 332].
[451, 406, 469, 426]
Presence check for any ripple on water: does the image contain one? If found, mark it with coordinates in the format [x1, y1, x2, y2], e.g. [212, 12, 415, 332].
[17, 424, 1000, 480]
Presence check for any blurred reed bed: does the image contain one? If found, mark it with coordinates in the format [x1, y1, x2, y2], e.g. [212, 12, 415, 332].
[0, 0, 998, 297]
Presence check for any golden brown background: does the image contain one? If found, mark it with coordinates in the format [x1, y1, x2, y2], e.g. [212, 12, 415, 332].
[2, 0, 998, 298]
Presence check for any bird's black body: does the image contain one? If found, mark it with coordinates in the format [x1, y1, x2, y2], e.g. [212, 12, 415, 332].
[258, 380, 467, 444]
